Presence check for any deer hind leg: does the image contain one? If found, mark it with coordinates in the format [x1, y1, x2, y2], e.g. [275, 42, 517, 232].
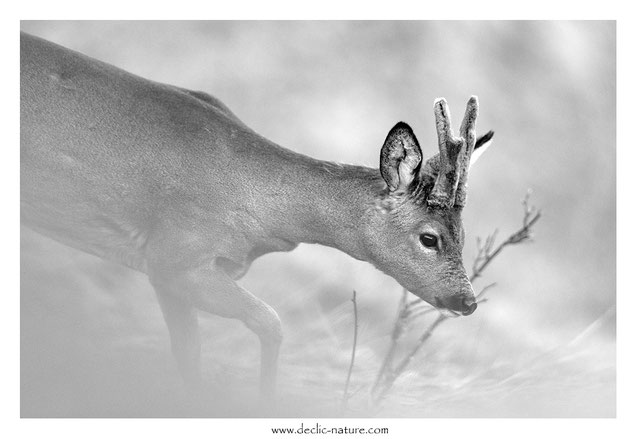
[150, 263, 282, 403]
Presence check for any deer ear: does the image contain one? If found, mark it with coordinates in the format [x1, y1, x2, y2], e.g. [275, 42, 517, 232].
[380, 122, 423, 192]
[469, 130, 494, 167]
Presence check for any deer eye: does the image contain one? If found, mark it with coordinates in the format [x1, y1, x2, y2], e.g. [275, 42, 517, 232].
[419, 233, 438, 249]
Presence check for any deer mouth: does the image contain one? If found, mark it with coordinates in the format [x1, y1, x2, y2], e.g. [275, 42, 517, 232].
[434, 296, 477, 317]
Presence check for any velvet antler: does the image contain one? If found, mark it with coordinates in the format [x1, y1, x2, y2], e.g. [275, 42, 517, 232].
[426, 96, 479, 208]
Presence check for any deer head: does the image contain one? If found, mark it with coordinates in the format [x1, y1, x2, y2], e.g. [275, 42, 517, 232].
[365, 96, 493, 316]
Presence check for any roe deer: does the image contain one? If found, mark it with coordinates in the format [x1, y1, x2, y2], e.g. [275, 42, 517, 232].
[20, 32, 494, 402]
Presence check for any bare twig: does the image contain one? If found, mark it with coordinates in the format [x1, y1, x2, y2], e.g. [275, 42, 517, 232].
[371, 289, 409, 395]
[471, 190, 541, 282]
[370, 191, 542, 406]
[407, 306, 440, 322]
[372, 314, 446, 403]
[476, 282, 497, 300]
[341, 290, 359, 410]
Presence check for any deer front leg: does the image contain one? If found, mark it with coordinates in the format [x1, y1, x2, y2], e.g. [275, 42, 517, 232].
[153, 286, 202, 392]
[149, 262, 283, 404]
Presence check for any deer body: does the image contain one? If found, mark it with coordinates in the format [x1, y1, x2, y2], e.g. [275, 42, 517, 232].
[21, 32, 493, 401]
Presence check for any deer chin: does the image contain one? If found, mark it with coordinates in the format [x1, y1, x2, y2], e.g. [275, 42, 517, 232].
[405, 291, 463, 318]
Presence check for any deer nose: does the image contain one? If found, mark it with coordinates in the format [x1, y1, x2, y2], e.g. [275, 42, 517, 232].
[461, 298, 478, 316]
[437, 295, 477, 316]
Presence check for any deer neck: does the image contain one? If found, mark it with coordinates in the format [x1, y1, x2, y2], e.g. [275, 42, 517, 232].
[269, 156, 383, 262]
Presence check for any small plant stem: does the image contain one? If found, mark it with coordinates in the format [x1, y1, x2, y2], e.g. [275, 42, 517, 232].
[371, 289, 408, 395]
[341, 290, 359, 410]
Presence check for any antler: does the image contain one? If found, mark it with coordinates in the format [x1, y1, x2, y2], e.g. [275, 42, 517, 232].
[426, 96, 479, 208]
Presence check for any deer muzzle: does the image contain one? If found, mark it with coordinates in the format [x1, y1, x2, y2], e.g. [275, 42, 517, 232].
[435, 294, 478, 316]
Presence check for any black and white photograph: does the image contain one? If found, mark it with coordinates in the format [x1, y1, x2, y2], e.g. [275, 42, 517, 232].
[17, 18, 619, 426]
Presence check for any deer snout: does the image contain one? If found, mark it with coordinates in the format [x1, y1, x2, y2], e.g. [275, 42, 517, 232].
[435, 294, 477, 316]
[461, 297, 478, 316]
